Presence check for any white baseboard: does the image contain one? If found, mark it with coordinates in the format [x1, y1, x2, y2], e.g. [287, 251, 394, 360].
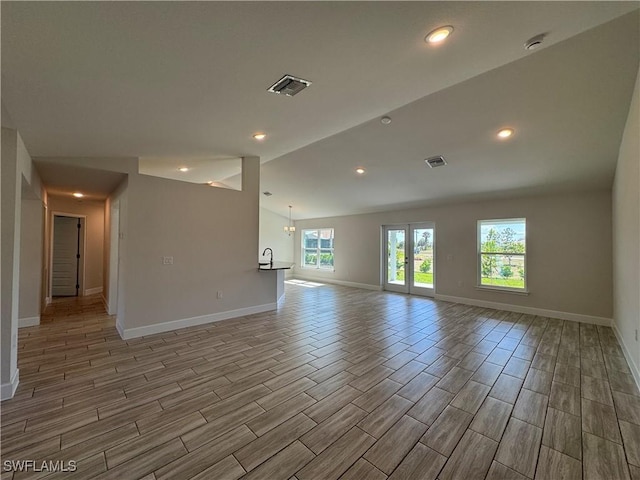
[100, 294, 109, 312]
[46, 296, 51, 306]
[612, 323, 640, 391]
[434, 294, 612, 327]
[1, 369, 20, 401]
[293, 275, 382, 291]
[18, 316, 40, 328]
[84, 287, 103, 296]
[116, 303, 277, 340]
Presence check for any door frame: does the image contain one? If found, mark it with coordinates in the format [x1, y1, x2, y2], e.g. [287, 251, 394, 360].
[382, 222, 436, 297]
[49, 212, 87, 298]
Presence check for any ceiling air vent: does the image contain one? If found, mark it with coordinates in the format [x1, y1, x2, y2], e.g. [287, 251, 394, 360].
[268, 75, 312, 96]
[425, 156, 447, 168]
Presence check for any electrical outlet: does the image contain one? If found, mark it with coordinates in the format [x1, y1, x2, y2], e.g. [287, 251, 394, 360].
[217, 291, 223, 299]
[162, 256, 173, 265]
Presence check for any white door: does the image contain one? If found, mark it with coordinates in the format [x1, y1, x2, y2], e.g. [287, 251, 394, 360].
[52, 216, 81, 296]
[383, 223, 435, 297]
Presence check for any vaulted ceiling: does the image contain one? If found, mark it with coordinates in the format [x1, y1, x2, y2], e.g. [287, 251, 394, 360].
[2, 2, 638, 218]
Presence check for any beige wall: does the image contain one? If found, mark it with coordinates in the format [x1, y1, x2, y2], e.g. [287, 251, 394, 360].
[295, 189, 613, 321]
[612, 66, 640, 383]
[47, 195, 105, 294]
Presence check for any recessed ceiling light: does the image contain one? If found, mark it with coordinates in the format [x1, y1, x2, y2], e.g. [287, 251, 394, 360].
[72, 192, 84, 198]
[355, 167, 366, 175]
[381, 116, 392, 125]
[178, 167, 189, 172]
[524, 34, 545, 51]
[425, 26, 454, 44]
[497, 128, 514, 139]
[253, 133, 267, 140]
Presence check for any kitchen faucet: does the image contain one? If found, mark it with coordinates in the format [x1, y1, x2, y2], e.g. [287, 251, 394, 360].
[262, 247, 273, 266]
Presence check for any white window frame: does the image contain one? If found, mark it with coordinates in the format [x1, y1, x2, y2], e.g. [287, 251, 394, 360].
[301, 228, 335, 270]
[477, 218, 528, 294]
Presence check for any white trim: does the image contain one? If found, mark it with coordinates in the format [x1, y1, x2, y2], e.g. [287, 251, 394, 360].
[612, 324, 640, 391]
[476, 286, 529, 296]
[84, 286, 103, 296]
[434, 294, 612, 327]
[19, 316, 40, 328]
[293, 274, 382, 291]
[1, 369, 20, 401]
[46, 296, 52, 306]
[116, 303, 277, 340]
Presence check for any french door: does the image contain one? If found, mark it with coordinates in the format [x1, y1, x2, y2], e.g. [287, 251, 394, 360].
[383, 223, 435, 297]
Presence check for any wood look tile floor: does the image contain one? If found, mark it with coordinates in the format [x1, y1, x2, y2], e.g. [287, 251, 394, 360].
[2, 282, 639, 480]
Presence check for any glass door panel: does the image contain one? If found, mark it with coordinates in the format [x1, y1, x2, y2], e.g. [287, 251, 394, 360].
[410, 224, 435, 296]
[383, 223, 435, 297]
[384, 227, 408, 293]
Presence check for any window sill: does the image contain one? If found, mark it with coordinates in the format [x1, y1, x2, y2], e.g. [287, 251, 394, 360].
[300, 267, 335, 273]
[476, 285, 529, 296]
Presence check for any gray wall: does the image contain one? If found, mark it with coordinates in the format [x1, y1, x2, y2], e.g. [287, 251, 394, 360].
[295, 189, 613, 320]
[612, 65, 640, 383]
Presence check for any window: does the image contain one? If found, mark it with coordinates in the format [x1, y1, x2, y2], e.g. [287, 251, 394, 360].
[478, 218, 526, 291]
[302, 229, 334, 270]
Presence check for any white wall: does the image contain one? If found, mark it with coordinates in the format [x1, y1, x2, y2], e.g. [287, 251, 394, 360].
[612, 66, 640, 385]
[260, 207, 295, 273]
[47, 195, 105, 294]
[295, 189, 613, 322]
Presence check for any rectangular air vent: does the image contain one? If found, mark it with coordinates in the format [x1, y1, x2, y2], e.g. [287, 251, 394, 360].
[268, 74, 312, 96]
[425, 155, 447, 168]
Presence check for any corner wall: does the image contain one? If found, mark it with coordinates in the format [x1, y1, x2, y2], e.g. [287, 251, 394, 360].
[295, 189, 613, 323]
[36, 156, 276, 339]
[19, 197, 44, 326]
[1, 129, 40, 399]
[612, 66, 640, 385]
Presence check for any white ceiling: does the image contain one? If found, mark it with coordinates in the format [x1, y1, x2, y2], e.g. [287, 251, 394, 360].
[2, 2, 638, 219]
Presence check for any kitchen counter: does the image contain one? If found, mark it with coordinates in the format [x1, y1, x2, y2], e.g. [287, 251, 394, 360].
[258, 261, 294, 271]
[258, 261, 293, 303]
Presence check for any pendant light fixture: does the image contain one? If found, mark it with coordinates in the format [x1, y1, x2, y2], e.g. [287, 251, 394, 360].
[284, 205, 296, 236]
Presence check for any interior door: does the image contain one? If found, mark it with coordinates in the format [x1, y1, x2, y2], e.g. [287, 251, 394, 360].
[52, 216, 81, 296]
[383, 223, 435, 297]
